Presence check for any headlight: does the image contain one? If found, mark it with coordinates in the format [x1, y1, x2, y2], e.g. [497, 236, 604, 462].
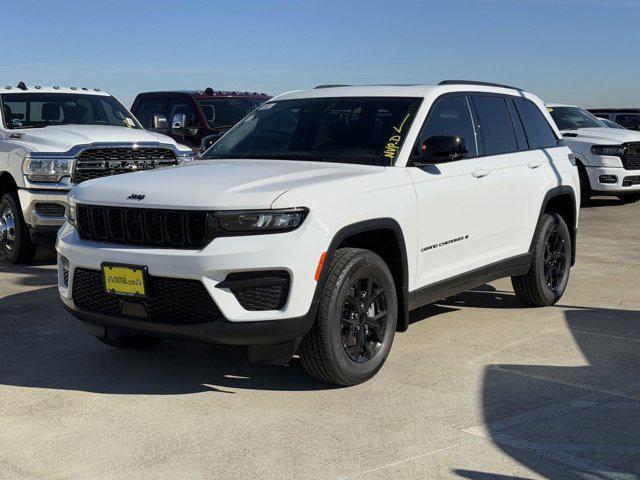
[22, 154, 73, 182]
[176, 150, 196, 163]
[590, 145, 625, 156]
[215, 208, 308, 233]
[65, 201, 77, 227]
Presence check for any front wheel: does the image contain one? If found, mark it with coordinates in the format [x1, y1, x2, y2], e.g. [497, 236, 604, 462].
[512, 213, 572, 307]
[300, 248, 397, 386]
[0, 192, 36, 263]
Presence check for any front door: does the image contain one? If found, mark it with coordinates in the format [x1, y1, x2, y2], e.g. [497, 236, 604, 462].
[408, 94, 494, 290]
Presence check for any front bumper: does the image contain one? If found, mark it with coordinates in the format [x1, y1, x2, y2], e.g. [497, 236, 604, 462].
[586, 166, 640, 193]
[18, 188, 69, 228]
[56, 220, 328, 346]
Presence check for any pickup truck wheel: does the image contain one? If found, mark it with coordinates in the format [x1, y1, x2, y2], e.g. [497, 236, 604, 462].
[618, 193, 640, 204]
[512, 213, 571, 307]
[0, 192, 36, 263]
[96, 334, 163, 350]
[300, 248, 397, 386]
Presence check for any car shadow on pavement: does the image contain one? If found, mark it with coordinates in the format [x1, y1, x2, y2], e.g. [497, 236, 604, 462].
[581, 197, 626, 209]
[438, 288, 640, 479]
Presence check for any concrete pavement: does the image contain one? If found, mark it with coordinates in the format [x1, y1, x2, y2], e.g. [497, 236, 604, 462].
[1, 197, 639, 479]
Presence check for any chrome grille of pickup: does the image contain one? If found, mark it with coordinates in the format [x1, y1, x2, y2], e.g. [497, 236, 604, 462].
[622, 143, 640, 170]
[72, 147, 178, 184]
[76, 204, 211, 249]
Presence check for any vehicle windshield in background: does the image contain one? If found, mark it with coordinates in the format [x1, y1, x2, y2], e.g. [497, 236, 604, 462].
[549, 106, 605, 130]
[197, 98, 265, 129]
[1, 93, 139, 129]
[203, 97, 422, 166]
[600, 118, 627, 129]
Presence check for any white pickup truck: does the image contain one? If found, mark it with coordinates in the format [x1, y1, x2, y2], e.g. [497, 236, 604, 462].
[0, 83, 194, 263]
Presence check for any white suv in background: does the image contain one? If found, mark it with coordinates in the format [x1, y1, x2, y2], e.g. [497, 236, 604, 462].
[0, 83, 194, 263]
[57, 81, 579, 386]
[547, 103, 640, 203]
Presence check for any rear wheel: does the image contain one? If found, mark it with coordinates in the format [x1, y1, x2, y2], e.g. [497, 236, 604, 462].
[512, 213, 572, 307]
[96, 334, 163, 350]
[300, 248, 397, 386]
[618, 193, 640, 204]
[0, 192, 36, 263]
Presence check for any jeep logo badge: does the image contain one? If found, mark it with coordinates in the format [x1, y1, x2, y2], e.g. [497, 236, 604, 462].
[127, 194, 146, 201]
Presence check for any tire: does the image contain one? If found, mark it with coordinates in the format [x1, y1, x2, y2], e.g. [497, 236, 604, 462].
[577, 163, 592, 205]
[96, 334, 163, 350]
[0, 191, 36, 263]
[618, 193, 640, 204]
[512, 213, 572, 307]
[300, 248, 397, 386]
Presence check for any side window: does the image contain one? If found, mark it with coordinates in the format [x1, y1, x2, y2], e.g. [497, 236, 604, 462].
[471, 95, 518, 156]
[416, 95, 477, 158]
[615, 114, 640, 130]
[514, 98, 559, 149]
[167, 97, 197, 128]
[134, 96, 168, 129]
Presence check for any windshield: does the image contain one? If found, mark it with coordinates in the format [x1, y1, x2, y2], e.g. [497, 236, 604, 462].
[202, 97, 422, 166]
[548, 106, 605, 130]
[600, 118, 626, 129]
[197, 98, 265, 129]
[1, 93, 139, 129]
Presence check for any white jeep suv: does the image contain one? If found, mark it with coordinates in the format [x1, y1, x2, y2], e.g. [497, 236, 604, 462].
[0, 83, 194, 263]
[547, 103, 640, 203]
[57, 81, 579, 386]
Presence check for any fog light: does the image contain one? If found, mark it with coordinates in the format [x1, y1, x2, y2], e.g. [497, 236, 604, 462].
[61, 256, 70, 287]
[599, 175, 617, 184]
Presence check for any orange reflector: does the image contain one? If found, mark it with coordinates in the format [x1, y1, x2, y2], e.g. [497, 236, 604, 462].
[314, 252, 327, 281]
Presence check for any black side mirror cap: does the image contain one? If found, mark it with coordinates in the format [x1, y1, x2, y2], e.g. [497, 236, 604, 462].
[413, 135, 468, 166]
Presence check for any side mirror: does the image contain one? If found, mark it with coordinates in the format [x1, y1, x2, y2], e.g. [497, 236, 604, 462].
[200, 133, 223, 154]
[171, 113, 186, 135]
[414, 135, 468, 165]
[151, 114, 168, 131]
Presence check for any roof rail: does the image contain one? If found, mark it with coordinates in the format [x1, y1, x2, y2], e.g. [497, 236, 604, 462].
[438, 80, 522, 91]
[314, 84, 351, 89]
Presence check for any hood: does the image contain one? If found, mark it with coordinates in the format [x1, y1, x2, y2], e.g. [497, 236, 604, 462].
[562, 127, 640, 145]
[70, 159, 384, 210]
[7, 124, 184, 153]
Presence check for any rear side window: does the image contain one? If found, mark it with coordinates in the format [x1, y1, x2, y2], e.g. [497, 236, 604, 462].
[514, 99, 559, 149]
[471, 95, 517, 155]
[417, 95, 478, 158]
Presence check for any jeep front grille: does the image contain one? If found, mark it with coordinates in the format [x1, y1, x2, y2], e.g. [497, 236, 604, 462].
[72, 147, 178, 184]
[622, 143, 640, 170]
[76, 204, 211, 249]
[72, 268, 222, 324]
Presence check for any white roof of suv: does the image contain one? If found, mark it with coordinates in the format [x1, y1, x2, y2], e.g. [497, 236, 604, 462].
[1, 84, 110, 96]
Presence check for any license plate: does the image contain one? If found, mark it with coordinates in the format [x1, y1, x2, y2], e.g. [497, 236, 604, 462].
[102, 264, 147, 298]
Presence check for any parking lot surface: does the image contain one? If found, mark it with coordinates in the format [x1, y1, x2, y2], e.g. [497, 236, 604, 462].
[1, 198, 639, 480]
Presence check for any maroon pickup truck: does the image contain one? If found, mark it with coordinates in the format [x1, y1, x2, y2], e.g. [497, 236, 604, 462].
[131, 88, 271, 152]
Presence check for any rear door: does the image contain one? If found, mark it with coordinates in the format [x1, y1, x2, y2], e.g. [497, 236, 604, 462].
[408, 94, 494, 289]
[481, 95, 562, 263]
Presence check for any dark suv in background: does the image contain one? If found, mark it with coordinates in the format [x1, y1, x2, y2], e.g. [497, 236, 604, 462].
[589, 108, 640, 130]
[131, 88, 271, 152]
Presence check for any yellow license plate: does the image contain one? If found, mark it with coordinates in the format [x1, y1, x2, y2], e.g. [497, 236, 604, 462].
[102, 264, 147, 298]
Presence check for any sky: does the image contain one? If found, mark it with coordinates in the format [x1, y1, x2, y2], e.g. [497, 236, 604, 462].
[3, 0, 640, 108]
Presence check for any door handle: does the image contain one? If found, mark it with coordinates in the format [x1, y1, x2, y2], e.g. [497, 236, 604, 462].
[527, 160, 543, 169]
[471, 167, 490, 178]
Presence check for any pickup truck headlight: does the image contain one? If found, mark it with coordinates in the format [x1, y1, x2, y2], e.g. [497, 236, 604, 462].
[590, 145, 625, 156]
[176, 151, 196, 163]
[65, 201, 77, 227]
[22, 154, 73, 182]
[215, 208, 308, 233]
